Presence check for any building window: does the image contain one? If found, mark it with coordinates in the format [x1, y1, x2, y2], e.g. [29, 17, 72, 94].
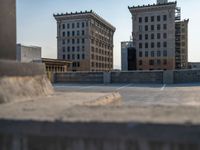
[151, 33, 154, 39]
[72, 46, 75, 52]
[72, 39, 75, 44]
[139, 43, 142, 49]
[149, 60, 154, 65]
[157, 59, 161, 65]
[157, 51, 161, 57]
[67, 54, 70, 59]
[145, 43, 148, 48]
[157, 24, 161, 30]
[77, 31, 80, 36]
[151, 25, 154, 31]
[145, 34, 148, 40]
[139, 60, 143, 65]
[145, 17, 148, 22]
[163, 42, 167, 48]
[82, 38, 85, 44]
[151, 16, 154, 22]
[77, 46, 80, 52]
[62, 32, 65, 37]
[139, 34, 142, 40]
[157, 33, 161, 39]
[62, 39, 65, 45]
[163, 50, 167, 56]
[139, 17, 142, 23]
[163, 24, 167, 30]
[67, 23, 70, 29]
[72, 31, 75, 36]
[151, 42, 154, 48]
[82, 30, 85, 36]
[163, 59, 167, 65]
[77, 39, 80, 44]
[145, 51, 148, 57]
[62, 47, 65, 52]
[157, 16, 160, 21]
[72, 54, 75, 60]
[82, 54, 85, 59]
[145, 25, 148, 31]
[77, 54, 80, 60]
[67, 39, 70, 44]
[82, 22, 85, 28]
[157, 42, 161, 48]
[163, 33, 167, 39]
[82, 46, 85, 51]
[77, 22, 80, 28]
[163, 15, 167, 21]
[139, 51, 143, 57]
[151, 51, 154, 57]
[72, 23, 75, 28]
[63, 54, 65, 59]
[62, 24, 65, 29]
[67, 31, 70, 36]
[67, 47, 70, 52]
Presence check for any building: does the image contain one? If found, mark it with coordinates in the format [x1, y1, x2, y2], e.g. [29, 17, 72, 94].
[175, 19, 189, 69]
[121, 41, 137, 71]
[128, 0, 188, 70]
[54, 10, 116, 72]
[16, 44, 42, 63]
[188, 62, 200, 69]
[0, 0, 16, 60]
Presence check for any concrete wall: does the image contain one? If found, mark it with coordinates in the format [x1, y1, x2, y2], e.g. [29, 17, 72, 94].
[0, 0, 16, 60]
[54, 70, 200, 84]
[0, 120, 200, 150]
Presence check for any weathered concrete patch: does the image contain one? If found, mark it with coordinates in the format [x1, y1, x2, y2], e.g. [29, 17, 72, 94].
[0, 75, 53, 104]
[83, 92, 121, 106]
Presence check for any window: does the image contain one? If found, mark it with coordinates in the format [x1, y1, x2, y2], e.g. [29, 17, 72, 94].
[77, 46, 80, 51]
[72, 54, 75, 60]
[72, 23, 75, 28]
[139, 34, 142, 40]
[139, 43, 142, 49]
[163, 15, 167, 21]
[145, 51, 148, 57]
[82, 22, 85, 28]
[72, 46, 75, 52]
[82, 30, 85, 36]
[82, 54, 85, 59]
[77, 31, 80, 36]
[151, 16, 154, 22]
[72, 39, 75, 44]
[67, 23, 70, 29]
[151, 42, 154, 48]
[151, 25, 154, 31]
[82, 46, 85, 51]
[72, 31, 75, 36]
[139, 17, 142, 23]
[163, 50, 167, 56]
[157, 24, 161, 30]
[145, 43, 148, 48]
[157, 16, 160, 21]
[62, 47, 65, 52]
[163, 33, 167, 39]
[163, 42, 167, 48]
[77, 22, 80, 28]
[77, 39, 80, 44]
[157, 33, 161, 39]
[157, 51, 161, 57]
[82, 38, 85, 44]
[62, 24, 65, 29]
[62, 54, 66, 60]
[145, 17, 148, 22]
[145, 34, 148, 40]
[157, 42, 161, 48]
[163, 59, 167, 65]
[163, 24, 167, 30]
[67, 54, 70, 59]
[62, 40, 65, 45]
[149, 60, 154, 65]
[67, 47, 70, 52]
[67, 39, 70, 44]
[151, 34, 154, 39]
[145, 25, 148, 31]
[151, 51, 154, 57]
[62, 32, 65, 37]
[77, 54, 80, 60]
[139, 51, 143, 57]
[157, 59, 161, 65]
[139, 60, 143, 65]
[67, 31, 70, 36]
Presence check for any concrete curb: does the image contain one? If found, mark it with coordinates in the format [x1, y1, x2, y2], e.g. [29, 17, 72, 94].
[84, 92, 121, 106]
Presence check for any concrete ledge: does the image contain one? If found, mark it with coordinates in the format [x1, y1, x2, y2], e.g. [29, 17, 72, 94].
[84, 92, 121, 106]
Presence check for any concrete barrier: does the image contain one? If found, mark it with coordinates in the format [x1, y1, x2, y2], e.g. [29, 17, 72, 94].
[174, 69, 200, 83]
[0, 60, 53, 103]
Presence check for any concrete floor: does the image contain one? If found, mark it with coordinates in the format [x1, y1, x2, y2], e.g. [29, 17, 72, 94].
[54, 83, 200, 106]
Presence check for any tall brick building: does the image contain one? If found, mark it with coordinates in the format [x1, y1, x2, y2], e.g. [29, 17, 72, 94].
[54, 10, 115, 71]
[128, 0, 188, 70]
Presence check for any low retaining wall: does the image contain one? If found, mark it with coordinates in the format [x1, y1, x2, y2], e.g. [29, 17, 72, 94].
[54, 69, 200, 84]
[0, 60, 53, 103]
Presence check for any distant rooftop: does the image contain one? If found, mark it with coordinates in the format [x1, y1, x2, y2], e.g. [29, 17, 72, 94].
[53, 10, 116, 31]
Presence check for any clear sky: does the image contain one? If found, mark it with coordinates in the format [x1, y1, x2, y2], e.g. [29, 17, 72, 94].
[17, 0, 200, 69]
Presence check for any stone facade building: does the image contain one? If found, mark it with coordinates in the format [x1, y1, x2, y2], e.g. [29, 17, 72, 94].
[128, 0, 188, 70]
[54, 10, 116, 71]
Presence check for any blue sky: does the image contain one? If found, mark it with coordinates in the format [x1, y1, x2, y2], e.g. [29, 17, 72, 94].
[17, 0, 200, 69]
